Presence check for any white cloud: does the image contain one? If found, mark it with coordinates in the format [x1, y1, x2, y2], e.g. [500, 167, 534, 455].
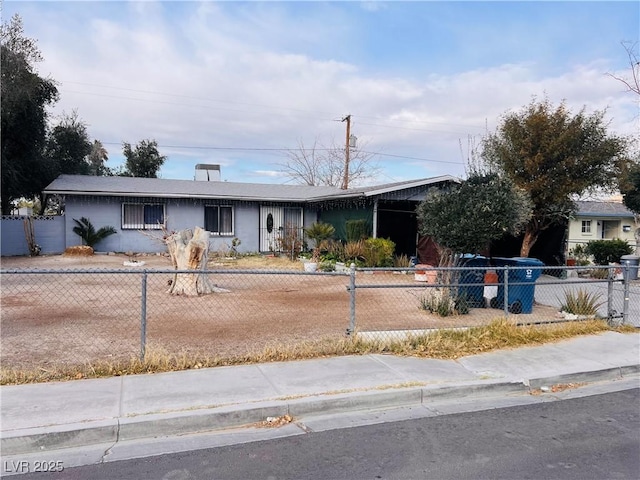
[8, 1, 637, 183]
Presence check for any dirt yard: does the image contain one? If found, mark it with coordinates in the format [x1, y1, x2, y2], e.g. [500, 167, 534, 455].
[1, 253, 561, 371]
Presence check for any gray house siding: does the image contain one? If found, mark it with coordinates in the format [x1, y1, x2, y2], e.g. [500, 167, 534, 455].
[5, 174, 460, 258]
[0, 216, 65, 256]
[61, 196, 315, 254]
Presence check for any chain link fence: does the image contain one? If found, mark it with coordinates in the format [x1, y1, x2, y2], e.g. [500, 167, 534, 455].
[1, 264, 637, 371]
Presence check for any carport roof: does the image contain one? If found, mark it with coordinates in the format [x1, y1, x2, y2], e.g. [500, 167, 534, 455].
[44, 174, 460, 203]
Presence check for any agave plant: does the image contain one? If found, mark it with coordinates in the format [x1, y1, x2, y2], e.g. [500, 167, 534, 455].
[559, 288, 604, 317]
[72, 217, 117, 248]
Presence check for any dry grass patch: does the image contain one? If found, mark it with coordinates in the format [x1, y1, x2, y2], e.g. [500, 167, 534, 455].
[0, 320, 632, 385]
[210, 254, 304, 270]
[63, 245, 94, 256]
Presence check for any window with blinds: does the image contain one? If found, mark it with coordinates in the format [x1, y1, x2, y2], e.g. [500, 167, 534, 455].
[204, 205, 234, 235]
[122, 204, 165, 229]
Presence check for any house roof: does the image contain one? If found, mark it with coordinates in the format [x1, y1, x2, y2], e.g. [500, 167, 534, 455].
[43, 174, 460, 203]
[575, 200, 635, 218]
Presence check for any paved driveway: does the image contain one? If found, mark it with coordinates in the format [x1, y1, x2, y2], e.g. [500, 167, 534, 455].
[535, 275, 639, 327]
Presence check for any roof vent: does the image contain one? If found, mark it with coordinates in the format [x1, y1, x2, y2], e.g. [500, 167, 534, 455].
[195, 164, 221, 181]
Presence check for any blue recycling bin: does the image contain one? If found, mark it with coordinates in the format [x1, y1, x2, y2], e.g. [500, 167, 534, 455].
[489, 257, 544, 314]
[457, 254, 489, 308]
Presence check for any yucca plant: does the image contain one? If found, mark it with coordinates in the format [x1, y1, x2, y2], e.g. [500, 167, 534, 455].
[559, 288, 604, 317]
[72, 217, 117, 248]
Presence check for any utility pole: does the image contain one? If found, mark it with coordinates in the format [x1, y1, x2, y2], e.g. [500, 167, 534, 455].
[341, 114, 351, 190]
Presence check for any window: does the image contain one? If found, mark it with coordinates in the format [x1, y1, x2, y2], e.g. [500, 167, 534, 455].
[122, 204, 165, 229]
[205, 205, 233, 235]
[581, 220, 591, 234]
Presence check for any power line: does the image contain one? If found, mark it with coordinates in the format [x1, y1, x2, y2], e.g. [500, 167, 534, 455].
[60, 80, 486, 132]
[101, 142, 464, 165]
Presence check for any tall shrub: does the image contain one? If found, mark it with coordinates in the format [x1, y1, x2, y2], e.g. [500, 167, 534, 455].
[346, 219, 369, 242]
[585, 239, 633, 265]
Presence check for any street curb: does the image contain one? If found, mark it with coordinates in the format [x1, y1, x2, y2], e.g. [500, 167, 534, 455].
[0, 381, 519, 456]
[119, 401, 289, 442]
[0, 419, 118, 457]
[2, 368, 638, 457]
[528, 365, 640, 390]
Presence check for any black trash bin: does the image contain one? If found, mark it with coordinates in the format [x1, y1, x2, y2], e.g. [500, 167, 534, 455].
[489, 257, 544, 314]
[457, 254, 488, 308]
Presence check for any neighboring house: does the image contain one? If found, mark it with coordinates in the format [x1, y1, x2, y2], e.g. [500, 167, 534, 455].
[567, 201, 638, 251]
[31, 168, 459, 258]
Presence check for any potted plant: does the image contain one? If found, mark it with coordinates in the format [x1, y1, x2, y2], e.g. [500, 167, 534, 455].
[303, 222, 335, 272]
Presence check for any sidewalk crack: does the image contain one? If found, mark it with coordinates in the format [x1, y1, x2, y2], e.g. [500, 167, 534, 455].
[100, 419, 120, 463]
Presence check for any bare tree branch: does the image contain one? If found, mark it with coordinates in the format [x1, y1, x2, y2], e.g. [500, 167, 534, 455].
[278, 137, 380, 187]
[606, 41, 640, 96]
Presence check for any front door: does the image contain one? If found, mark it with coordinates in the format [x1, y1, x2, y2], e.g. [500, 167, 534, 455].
[259, 206, 303, 252]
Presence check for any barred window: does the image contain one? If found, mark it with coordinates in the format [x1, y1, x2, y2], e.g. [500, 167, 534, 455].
[581, 220, 591, 234]
[122, 204, 165, 230]
[205, 205, 233, 235]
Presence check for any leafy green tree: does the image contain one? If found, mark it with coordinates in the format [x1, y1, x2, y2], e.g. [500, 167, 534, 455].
[416, 173, 532, 262]
[482, 98, 630, 257]
[122, 139, 166, 178]
[621, 161, 640, 214]
[1, 14, 58, 214]
[72, 217, 117, 248]
[45, 110, 92, 176]
[620, 159, 640, 252]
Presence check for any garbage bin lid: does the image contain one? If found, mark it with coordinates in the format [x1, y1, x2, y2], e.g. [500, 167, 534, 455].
[620, 254, 640, 260]
[509, 257, 545, 266]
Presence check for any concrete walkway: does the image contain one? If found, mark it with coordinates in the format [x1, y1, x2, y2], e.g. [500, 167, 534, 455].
[1, 331, 639, 474]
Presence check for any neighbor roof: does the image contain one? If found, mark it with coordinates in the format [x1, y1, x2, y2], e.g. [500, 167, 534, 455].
[43, 174, 460, 203]
[575, 200, 635, 218]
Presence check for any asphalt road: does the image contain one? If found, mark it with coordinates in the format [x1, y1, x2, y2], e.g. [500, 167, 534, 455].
[15, 388, 639, 480]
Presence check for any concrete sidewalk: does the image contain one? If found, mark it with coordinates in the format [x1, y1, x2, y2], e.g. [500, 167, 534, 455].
[1, 331, 639, 466]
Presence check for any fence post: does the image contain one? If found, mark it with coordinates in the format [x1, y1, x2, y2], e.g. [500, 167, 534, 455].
[140, 270, 148, 361]
[622, 264, 630, 325]
[607, 266, 614, 324]
[503, 266, 509, 316]
[347, 263, 356, 336]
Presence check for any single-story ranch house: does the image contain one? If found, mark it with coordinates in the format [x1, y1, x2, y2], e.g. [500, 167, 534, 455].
[10, 169, 459, 259]
[567, 200, 637, 251]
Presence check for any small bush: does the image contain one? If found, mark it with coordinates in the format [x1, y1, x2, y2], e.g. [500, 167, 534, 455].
[559, 289, 604, 316]
[589, 267, 610, 279]
[419, 288, 470, 317]
[393, 254, 411, 268]
[277, 223, 304, 261]
[318, 260, 335, 272]
[343, 240, 366, 263]
[585, 239, 632, 265]
[363, 237, 395, 267]
[72, 217, 116, 248]
[568, 244, 591, 266]
[345, 219, 370, 242]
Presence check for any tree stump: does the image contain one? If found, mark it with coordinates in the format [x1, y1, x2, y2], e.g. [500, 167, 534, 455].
[165, 227, 217, 296]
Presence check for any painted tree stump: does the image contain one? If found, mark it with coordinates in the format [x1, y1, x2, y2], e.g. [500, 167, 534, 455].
[165, 227, 217, 296]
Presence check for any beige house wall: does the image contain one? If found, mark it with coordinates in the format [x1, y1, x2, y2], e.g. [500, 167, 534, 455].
[567, 215, 637, 251]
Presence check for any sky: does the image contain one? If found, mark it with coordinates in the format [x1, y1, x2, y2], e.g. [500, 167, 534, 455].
[4, 1, 640, 186]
